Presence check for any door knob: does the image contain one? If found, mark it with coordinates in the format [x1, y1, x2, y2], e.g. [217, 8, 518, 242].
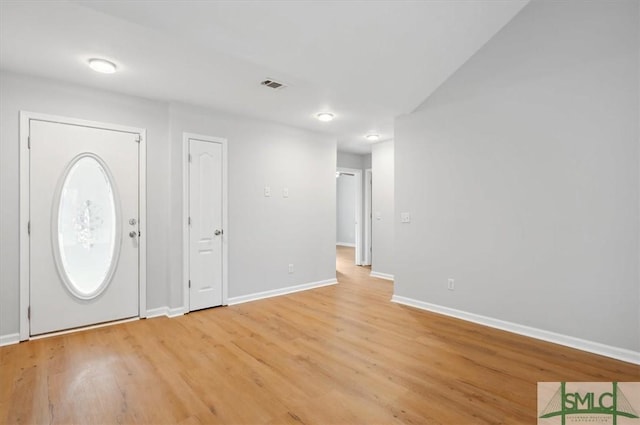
[214, 229, 223, 236]
[129, 231, 137, 238]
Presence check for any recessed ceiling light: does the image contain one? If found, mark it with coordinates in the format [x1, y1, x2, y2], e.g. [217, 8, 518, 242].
[365, 134, 380, 142]
[316, 112, 335, 122]
[88, 58, 117, 74]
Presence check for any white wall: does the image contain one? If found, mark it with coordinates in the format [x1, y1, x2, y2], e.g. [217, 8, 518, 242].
[336, 152, 372, 171]
[0, 72, 337, 338]
[336, 174, 356, 245]
[363, 154, 372, 170]
[371, 141, 394, 277]
[337, 151, 370, 170]
[395, 0, 639, 352]
[0, 72, 171, 337]
[168, 103, 336, 307]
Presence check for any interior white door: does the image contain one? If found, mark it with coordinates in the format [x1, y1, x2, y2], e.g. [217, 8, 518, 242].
[188, 138, 223, 311]
[29, 120, 139, 335]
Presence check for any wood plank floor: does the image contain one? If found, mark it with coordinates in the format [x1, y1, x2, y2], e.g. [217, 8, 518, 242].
[1, 246, 638, 424]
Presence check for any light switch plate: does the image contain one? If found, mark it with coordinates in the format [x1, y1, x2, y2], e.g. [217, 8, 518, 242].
[401, 212, 411, 223]
[264, 186, 271, 197]
[283, 187, 289, 198]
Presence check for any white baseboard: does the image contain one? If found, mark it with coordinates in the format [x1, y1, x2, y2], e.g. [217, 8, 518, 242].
[336, 242, 356, 247]
[0, 333, 20, 347]
[391, 295, 640, 365]
[370, 271, 394, 281]
[146, 306, 186, 318]
[168, 307, 186, 317]
[228, 278, 338, 305]
[149, 279, 339, 314]
[145, 307, 168, 318]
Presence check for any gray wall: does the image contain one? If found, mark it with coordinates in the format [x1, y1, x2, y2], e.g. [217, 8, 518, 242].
[168, 103, 336, 307]
[0, 72, 337, 337]
[363, 154, 372, 170]
[371, 141, 394, 277]
[336, 173, 356, 245]
[395, 0, 639, 351]
[337, 151, 371, 170]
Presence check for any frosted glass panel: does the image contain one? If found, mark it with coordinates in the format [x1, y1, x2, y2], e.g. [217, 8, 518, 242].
[56, 156, 118, 298]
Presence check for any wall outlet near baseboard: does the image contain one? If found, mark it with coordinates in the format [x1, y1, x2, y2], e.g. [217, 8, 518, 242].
[447, 278, 455, 290]
[288, 264, 294, 274]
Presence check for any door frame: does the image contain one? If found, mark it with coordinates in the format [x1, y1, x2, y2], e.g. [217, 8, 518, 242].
[336, 167, 363, 265]
[364, 168, 372, 266]
[182, 132, 229, 311]
[19, 111, 147, 341]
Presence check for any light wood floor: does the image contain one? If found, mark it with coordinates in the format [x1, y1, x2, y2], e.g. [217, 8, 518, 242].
[1, 246, 638, 424]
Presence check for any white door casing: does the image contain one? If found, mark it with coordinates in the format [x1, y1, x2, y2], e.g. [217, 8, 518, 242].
[364, 168, 372, 266]
[19, 112, 147, 339]
[183, 133, 228, 312]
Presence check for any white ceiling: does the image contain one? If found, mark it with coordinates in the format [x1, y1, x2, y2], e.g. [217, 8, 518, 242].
[0, 0, 527, 154]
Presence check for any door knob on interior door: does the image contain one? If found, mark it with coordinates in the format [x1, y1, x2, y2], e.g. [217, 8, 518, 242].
[129, 231, 137, 238]
[214, 229, 223, 236]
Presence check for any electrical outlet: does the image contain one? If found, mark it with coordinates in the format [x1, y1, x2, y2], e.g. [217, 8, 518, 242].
[288, 264, 294, 274]
[447, 278, 455, 290]
[401, 212, 411, 223]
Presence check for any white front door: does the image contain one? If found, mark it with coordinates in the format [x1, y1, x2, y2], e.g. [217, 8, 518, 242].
[29, 120, 140, 335]
[188, 138, 223, 311]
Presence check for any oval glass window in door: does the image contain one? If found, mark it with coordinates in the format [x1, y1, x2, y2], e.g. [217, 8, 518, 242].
[53, 154, 121, 299]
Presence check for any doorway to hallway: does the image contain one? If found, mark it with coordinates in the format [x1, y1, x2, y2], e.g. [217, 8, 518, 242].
[335, 245, 371, 285]
[336, 168, 362, 265]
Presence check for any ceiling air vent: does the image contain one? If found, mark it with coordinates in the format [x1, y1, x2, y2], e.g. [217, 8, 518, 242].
[261, 79, 286, 90]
